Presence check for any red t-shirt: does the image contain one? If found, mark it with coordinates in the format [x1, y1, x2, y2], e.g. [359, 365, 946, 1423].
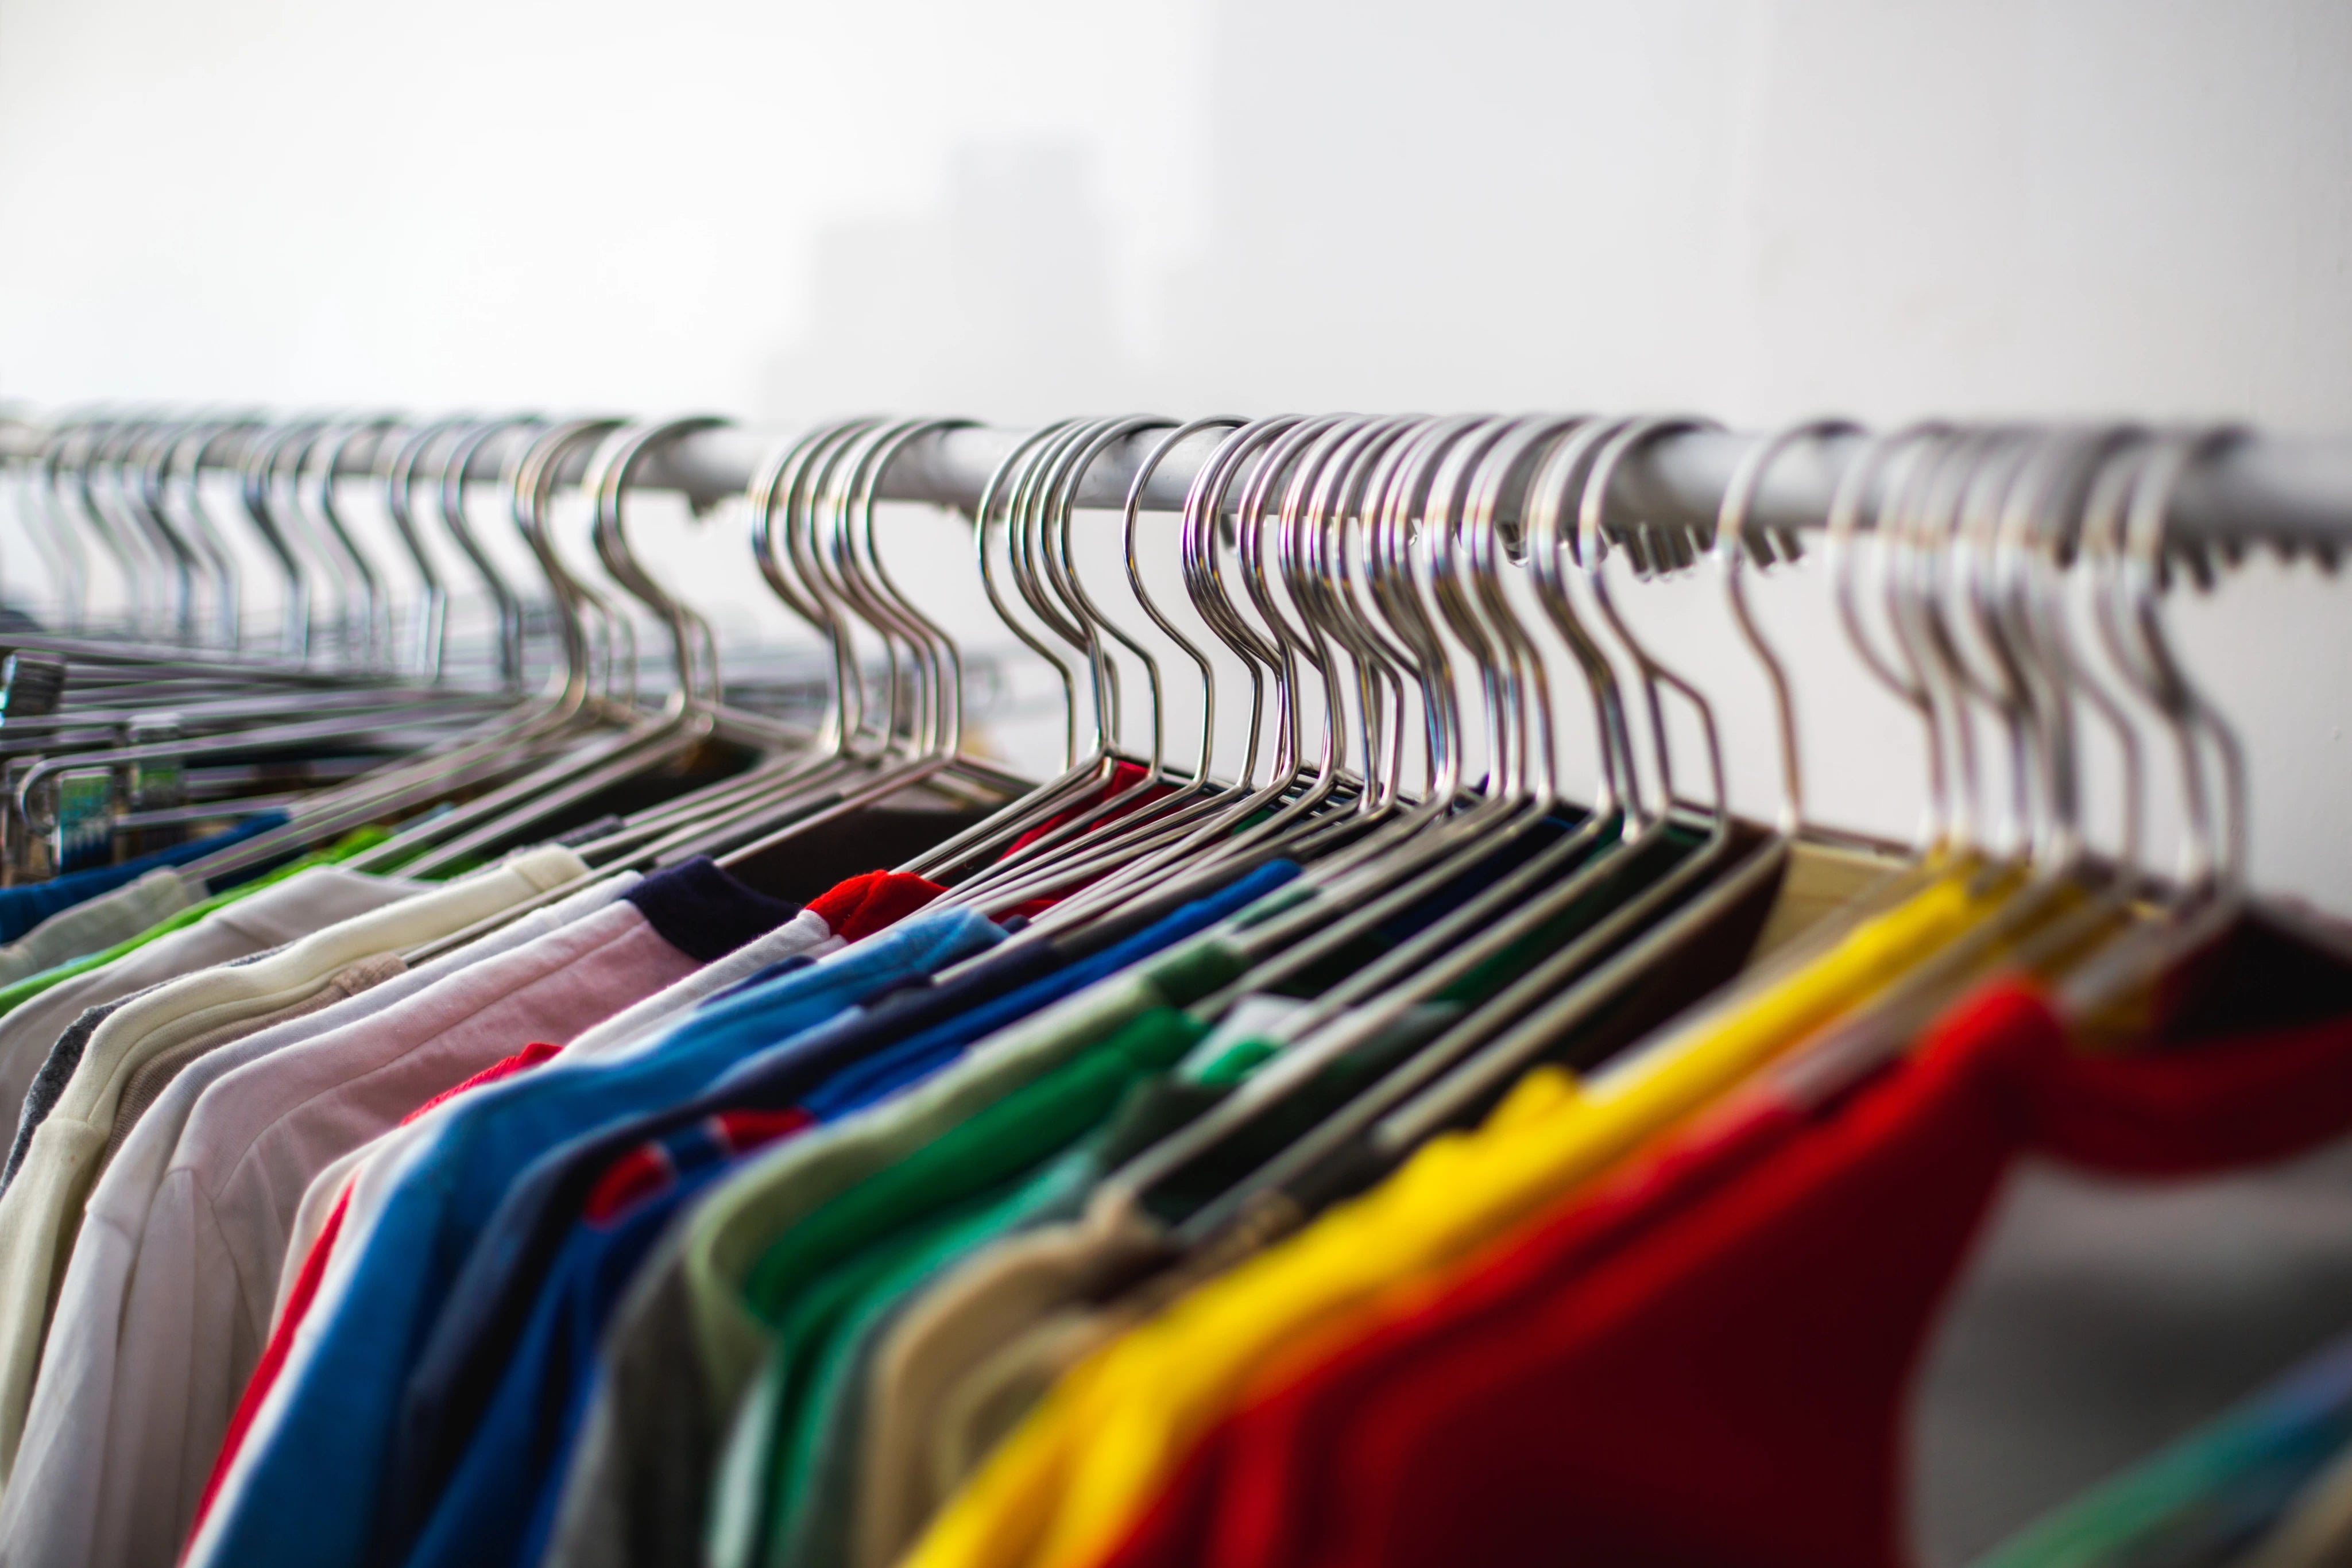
[1099, 982, 2352, 1568]
[808, 870, 946, 943]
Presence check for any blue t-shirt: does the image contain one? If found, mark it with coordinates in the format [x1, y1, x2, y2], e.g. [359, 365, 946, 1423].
[381, 861, 1302, 1568]
[196, 906, 1004, 1568]
[396, 1147, 775, 1568]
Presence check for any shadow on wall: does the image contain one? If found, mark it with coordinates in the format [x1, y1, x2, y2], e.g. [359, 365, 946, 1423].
[757, 138, 1136, 426]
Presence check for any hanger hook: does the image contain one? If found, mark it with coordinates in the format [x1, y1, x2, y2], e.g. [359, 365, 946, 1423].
[585, 416, 730, 723]
[163, 416, 249, 648]
[301, 417, 400, 667]
[1991, 425, 2147, 872]
[1178, 415, 1310, 788]
[382, 415, 479, 681]
[109, 417, 203, 644]
[235, 417, 325, 662]
[1825, 423, 1956, 851]
[1122, 417, 1246, 792]
[843, 417, 981, 760]
[438, 416, 543, 692]
[2082, 427, 2250, 897]
[506, 417, 627, 721]
[1038, 416, 1185, 775]
[1365, 416, 1490, 807]
[970, 421, 1093, 770]
[1714, 419, 1864, 837]
[750, 418, 885, 758]
[1576, 416, 1728, 830]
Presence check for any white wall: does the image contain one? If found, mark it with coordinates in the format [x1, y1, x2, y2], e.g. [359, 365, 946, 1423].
[3, 0, 2351, 908]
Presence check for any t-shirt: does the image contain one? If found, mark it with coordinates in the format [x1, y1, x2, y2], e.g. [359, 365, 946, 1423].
[242, 865, 946, 1466]
[799, 1090, 1223, 1568]
[528, 872, 1305, 1568]
[5, 986, 181, 1190]
[833, 1003, 1451, 1568]
[96, 953, 408, 1180]
[184, 906, 1007, 1568]
[705, 1011, 1214, 1568]
[769, 1070, 1316, 1568]
[258, 886, 862, 1320]
[908, 1194, 1301, 1568]
[394, 1105, 821, 1568]
[2231, 1422, 2352, 1568]
[80, 884, 629, 1568]
[1076, 1082, 1812, 1568]
[849, 1191, 1166, 1568]
[302, 868, 939, 1294]
[346, 888, 934, 1534]
[524, 823, 1630, 1568]
[0, 829, 406, 1156]
[1090, 982, 2352, 1568]
[550, 869, 934, 1071]
[817, 847, 1866, 1568]
[547, 831, 1726, 1568]
[0, 868, 195, 989]
[186, 1042, 571, 1551]
[483, 851, 1238, 1336]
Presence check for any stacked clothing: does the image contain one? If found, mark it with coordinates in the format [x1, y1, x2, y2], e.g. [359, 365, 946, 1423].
[0, 805, 2341, 1568]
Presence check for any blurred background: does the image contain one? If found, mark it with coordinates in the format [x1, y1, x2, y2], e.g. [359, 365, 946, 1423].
[3, 0, 2350, 904]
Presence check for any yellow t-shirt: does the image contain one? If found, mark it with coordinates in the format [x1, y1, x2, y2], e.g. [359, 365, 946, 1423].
[903, 871, 1995, 1568]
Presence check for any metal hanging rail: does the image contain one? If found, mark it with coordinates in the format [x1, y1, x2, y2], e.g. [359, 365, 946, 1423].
[7, 416, 2352, 555]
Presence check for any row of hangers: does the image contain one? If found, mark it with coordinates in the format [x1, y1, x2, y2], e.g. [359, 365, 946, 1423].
[0, 406, 2291, 1222]
[0, 412, 1031, 889]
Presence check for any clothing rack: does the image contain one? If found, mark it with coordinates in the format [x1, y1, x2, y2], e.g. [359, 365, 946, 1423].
[3, 401, 2352, 1568]
[9, 417, 2352, 555]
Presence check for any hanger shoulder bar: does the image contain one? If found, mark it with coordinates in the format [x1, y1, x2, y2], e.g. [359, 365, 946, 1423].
[9, 420, 2352, 553]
